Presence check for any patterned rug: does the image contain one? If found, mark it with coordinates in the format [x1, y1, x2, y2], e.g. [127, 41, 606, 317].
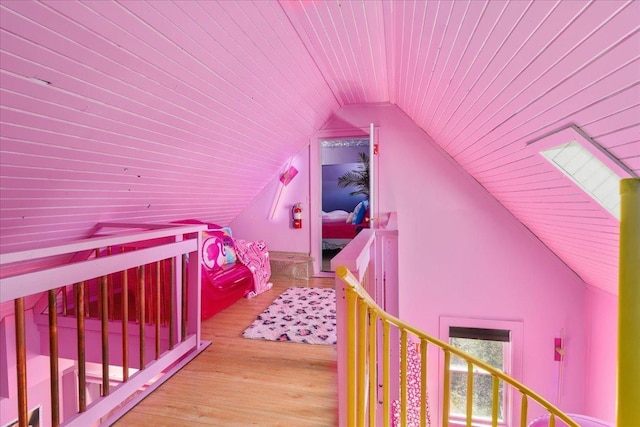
[242, 287, 337, 345]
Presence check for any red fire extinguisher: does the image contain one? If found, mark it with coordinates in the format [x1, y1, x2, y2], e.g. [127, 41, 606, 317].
[292, 203, 302, 229]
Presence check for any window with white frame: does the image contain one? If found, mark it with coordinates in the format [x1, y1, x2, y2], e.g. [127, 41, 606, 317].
[526, 124, 636, 221]
[449, 327, 510, 424]
[440, 317, 523, 427]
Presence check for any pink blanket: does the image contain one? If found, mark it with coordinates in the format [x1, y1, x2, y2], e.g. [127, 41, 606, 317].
[393, 340, 431, 427]
[233, 239, 273, 299]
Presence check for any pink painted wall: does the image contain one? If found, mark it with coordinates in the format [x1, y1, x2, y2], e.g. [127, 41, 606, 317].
[321, 104, 588, 419]
[1, 311, 56, 427]
[229, 148, 311, 254]
[584, 286, 617, 423]
[236, 103, 594, 419]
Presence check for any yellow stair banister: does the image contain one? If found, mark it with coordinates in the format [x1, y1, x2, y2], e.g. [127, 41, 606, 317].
[336, 265, 579, 427]
[618, 178, 640, 426]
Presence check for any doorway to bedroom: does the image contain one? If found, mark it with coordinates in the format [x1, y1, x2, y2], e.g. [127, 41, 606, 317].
[320, 138, 370, 272]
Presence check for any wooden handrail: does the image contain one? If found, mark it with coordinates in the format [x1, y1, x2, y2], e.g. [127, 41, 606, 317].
[336, 265, 579, 427]
[0, 222, 206, 427]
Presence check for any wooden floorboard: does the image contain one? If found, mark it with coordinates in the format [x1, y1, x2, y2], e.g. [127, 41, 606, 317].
[113, 276, 338, 427]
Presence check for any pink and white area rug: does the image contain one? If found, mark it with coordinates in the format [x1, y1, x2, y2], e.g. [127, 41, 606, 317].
[242, 287, 336, 345]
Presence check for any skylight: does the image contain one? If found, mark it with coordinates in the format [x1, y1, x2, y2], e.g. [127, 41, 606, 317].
[540, 141, 623, 219]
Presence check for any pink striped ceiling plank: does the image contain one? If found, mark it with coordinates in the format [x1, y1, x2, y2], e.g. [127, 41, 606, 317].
[508, 207, 617, 227]
[420, 0, 488, 130]
[593, 124, 640, 146]
[436, 0, 580, 148]
[534, 245, 617, 273]
[2, 144, 262, 187]
[395, 0, 435, 113]
[536, 236, 618, 267]
[425, 0, 509, 133]
[78, 1, 313, 145]
[210, 1, 336, 124]
[0, 48, 294, 155]
[530, 225, 619, 247]
[166, 0, 328, 128]
[580, 105, 640, 139]
[411, 0, 456, 124]
[510, 201, 615, 217]
[456, 88, 639, 175]
[461, 82, 640, 172]
[0, 112, 281, 176]
[251, 1, 340, 112]
[451, 45, 638, 164]
[517, 220, 618, 239]
[453, 42, 639, 163]
[427, 0, 535, 142]
[620, 155, 640, 169]
[523, 223, 619, 245]
[0, 88, 284, 168]
[397, 0, 440, 114]
[608, 141, 640, 161]
[443, 1, 602, 151]
[314, 1, 369, 103]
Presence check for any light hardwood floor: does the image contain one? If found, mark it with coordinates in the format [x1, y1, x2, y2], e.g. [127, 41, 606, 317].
[114, 276, 338, 427]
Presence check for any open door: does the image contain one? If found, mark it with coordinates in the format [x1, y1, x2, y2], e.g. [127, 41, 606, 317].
[311, 124, 376, 274]
[368, 122, 375, 229]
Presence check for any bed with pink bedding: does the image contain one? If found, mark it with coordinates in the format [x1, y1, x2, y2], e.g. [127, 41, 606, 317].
[322, 209, 366, 249]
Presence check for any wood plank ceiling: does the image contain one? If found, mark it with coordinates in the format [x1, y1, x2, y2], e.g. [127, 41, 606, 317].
[1, 0, 638, 295]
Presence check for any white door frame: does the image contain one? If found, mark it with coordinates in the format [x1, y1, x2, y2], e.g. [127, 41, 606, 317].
[310, 125, 375, 276]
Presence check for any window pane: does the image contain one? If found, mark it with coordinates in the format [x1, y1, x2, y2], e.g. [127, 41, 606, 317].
[450, 337, 503, 370]
[449, 337, 506, 421]
[450, 372, 504, 420]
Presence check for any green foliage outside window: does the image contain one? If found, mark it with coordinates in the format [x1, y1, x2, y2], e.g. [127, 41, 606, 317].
[449, 337, 505, 421]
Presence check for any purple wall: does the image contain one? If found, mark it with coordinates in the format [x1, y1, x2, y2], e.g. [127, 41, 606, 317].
[322, 163, 367, 212]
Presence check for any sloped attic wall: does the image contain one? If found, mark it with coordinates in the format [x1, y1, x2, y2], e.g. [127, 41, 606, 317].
[233, 103, 590, 419]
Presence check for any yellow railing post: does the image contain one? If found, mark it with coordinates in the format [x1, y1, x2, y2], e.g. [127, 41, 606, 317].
[420, 339, 428, 427]
[520, 394, 527, 427]
[357, 299, 368, 426]
[443, 351, 451, 427]
[336, 265, 579, 427]
[383, 320, 391, 427]
[346, 287, 357, 427]
[466, 362, 473, 427]
[400, 329, 408, 427]
[617, 177, 640, 426]
[491, 376, 499, 427]
[368, 310, 377, 427]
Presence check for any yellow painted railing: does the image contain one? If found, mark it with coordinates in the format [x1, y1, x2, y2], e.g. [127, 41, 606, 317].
[617, 178, 640, 426]
[337, 265, 579, 427]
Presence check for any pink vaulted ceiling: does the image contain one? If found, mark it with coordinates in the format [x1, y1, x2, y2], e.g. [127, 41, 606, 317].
[282, 0, 639, 295]
[1, 1, 638, 294]
[0, 0, 338, 251]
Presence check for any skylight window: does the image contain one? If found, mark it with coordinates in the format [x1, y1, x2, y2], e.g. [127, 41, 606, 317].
[540, 141, 622, 219]
[527, 125, 636, 221]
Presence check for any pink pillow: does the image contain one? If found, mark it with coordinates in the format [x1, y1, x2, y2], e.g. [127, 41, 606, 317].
[201, 228, 237, 271]
[202, 233, 227, 271]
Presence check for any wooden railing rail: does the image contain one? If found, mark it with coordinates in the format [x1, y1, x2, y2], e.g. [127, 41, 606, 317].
[0, 223, 206, 427]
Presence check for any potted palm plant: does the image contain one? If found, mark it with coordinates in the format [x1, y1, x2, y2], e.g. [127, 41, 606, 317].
[337, 152, 369, 197]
